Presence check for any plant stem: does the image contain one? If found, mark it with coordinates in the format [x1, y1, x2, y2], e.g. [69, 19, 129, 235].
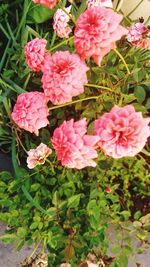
[28, 240, 42, 260]
[127, 0, 144, 18]
[49, 95, 99, 111]
[48, 36, 74, 52]
[116, 0, 124, 11]
[85, 83, 113, 92]
[113, 48, 130, 75]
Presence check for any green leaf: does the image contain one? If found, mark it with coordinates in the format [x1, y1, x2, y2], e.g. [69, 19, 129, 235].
[134, 86, 146, 104]
[75, 0, 87, 18]
[22, 185, 46, 214]
[0, 234, 17, 243]
[30, 222, 38, 230]
[27, 4, 54, 23]
[67, 194, 81, 208]
[145, 98, 150, 109]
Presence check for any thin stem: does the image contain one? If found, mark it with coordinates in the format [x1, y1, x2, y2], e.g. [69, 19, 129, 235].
[49, 96, 99, 111]
[113, 48, 130, 75]
[85, 83, 113, 92]
[48, 36, 74, 52]
[46, 159, 55, 173]
[116, 0, 124, 11]
[127, 0, 144, 18]
[15, 130, 28, 154]
[28, 240, 42, 260]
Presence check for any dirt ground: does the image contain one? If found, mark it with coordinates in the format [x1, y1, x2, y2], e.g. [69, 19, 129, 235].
[0, 222, 150, 267]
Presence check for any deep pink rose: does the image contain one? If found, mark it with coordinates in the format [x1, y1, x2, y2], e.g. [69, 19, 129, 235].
[42, 51, 89, 104]
[94, 105, 150, 158]
[74, 7, 128, 65]
[24, 38, 47, 71]
[51, 118, 100, 169]
[32, 0, 58, 9]
[12, 92, 49, 135]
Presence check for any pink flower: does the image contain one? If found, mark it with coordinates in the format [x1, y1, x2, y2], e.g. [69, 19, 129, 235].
[127, 22, 147, 42]
[104, 187, 112, 193]
[74, 7, 128, 65]
[53, 6, 72, 38]
[32, 0, 58, 9]
[12, 92, 49, 136]
[51, 118, 100, 169]
[27, 143, 52, 169]
[134, 38, 150, 50]
[94, 105, 150, 158]
[87, 0, 113, 9]
[24, 38, 47, 71]
[42, 51, 89, 104]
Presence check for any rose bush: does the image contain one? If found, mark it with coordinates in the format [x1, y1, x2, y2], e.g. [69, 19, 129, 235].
[0, 1, 150, 267]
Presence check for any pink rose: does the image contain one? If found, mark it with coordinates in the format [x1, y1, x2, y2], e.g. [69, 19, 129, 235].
[12, 92, 49, 135]
[32, 0, 58, 9]
[42, 51, 89, 104]
[51, 118, 100, 169]
[94, 105, 150, 158]
[74, 7, 128, 65]
[27, 143, 52, 169]
[24, 38, 47, 71]
[87, 0, 113, 9]
[53, 6, 72, 38]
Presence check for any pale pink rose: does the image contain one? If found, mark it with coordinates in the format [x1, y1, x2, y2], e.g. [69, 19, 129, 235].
[127, 22, 147, 42]
[12, 92, 49, 136]
[24, 38, 47, 71]
[94, 105, 150, 158]
[53, 6, 72, 38]
[27, 143, 52, 169]
[87, 0, 113, 9]
[74, 7, 128, 65]
[42, 51, 89, 104]
[32, 0, 58, 9]
[51, 118, 100, 169]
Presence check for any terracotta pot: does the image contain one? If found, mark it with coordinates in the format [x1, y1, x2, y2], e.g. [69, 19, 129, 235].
[113, 0, 150, 21]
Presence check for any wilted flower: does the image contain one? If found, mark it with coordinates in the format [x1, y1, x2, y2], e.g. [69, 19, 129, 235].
[94, 105, 150, 158]
[53, 6, 72, 38]
[51, 118, 100, 169]
[12, 92, 49, 136]
[42, 51, 89, 104]
[87, 0, 113, 9]
[27, 143, 52, 169]
[127, 21, 150, 50]
[32, 0, 58, 9]
[127, 22, 147, 43]
[24, 38, 47, 71]
[74, 7, 128, 65]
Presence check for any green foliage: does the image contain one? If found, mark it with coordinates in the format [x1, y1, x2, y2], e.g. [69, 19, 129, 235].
[0, 1, 150, 266]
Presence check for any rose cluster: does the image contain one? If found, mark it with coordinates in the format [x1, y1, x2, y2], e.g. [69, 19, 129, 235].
[11, 2, 150, 169]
